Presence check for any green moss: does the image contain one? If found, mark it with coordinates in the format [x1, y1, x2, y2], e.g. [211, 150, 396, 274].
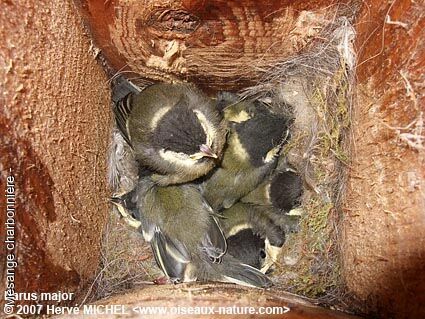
[310, 68, 351, 167]
[275, 65, 351, 300]
[281, 131, 307, 158]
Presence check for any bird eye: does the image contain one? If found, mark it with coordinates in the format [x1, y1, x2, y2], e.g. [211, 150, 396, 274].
[260, 249, 266, 259]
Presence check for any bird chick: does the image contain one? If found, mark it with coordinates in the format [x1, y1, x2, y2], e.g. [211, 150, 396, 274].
[115, 176, 272, 288]
[108, 77, 145, 227]
[230, 167, 303, 272]
[242, 168, 304, 217]
[202, 94, 291, 210]
[108, 76, 142, 195]
[108, 128, 139, 195]
[114, 83, 226, 186]
[220, 202, 290, 274]
[226, 228, 266, 271]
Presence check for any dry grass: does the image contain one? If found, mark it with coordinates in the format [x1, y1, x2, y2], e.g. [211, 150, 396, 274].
[83, 211, 162, 303]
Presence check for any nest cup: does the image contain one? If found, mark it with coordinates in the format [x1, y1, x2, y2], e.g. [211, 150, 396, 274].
[94, 11, 357, 311]
[241, 16, 356, 304]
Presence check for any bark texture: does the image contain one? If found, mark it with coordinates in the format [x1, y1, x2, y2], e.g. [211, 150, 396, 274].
[0, 0, 110, 302]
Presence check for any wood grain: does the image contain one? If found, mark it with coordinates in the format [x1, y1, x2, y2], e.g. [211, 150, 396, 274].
[0, 0, 110, 302]
[76, 0, 343, 91]
[343, 1, 425, 317]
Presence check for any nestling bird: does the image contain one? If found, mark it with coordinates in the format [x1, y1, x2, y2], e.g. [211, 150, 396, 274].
[226, 228, 266, 271]
[108, 127, 139, 195]
[202, 93, 291, 210]
[107, 76, 145, 226]
[227, 167, 303, 272]
[219, 164, 303, 272]
[241, 165, 304, 237]
[220, 202, 291, 273]
[113, 176, 272, 288]
[269, 170, 304, 212]
[241, 167, 304, 215]
[113, 83, 226, 186]
[108, 76, 142, 195]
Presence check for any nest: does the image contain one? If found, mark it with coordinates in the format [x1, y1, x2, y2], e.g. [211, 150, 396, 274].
[241, 15, 357, 306]
[90, 8, 357, 311]
[81, 213, 162, 304]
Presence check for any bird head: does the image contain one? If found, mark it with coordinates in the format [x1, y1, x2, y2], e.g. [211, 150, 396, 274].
[152, 95, 223, 171]
[227, 228, 267, 270]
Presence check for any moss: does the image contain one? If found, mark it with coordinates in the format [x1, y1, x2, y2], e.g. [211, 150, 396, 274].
[281, 131, 307, 158]
[312, 73, 350, 166]
[274, 63, 351, 302]
[279, 199, 338, 298]
[305, 200, 333, 247]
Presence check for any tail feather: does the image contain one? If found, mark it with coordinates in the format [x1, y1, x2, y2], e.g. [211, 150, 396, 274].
[151, 227, 190, 282]
[220, 260, 273, 288]
[198, 255, 272, 288]
[113, 94, 134, 148]
[111, 76, 141, 104]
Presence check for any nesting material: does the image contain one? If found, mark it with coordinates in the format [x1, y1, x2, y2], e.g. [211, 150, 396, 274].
[85, 213, 162, 302]
[242, 16, 356, 303]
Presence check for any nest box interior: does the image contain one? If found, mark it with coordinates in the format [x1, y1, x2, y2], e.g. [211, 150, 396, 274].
[0, 0, 423, 318]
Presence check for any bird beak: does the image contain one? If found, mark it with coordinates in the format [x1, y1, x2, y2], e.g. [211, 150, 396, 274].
[110, 196, 122, 206]
[109, 196, 126, 215]
[200, 144, 218, 159]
